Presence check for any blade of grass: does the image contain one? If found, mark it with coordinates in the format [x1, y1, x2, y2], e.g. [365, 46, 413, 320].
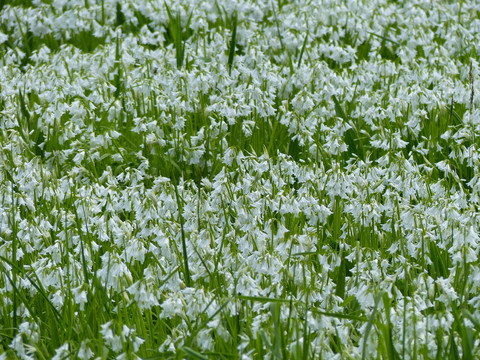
[183, 346, 209, 360]
[114, 35, 122, 98]
[227, 11, 238, 76]
[367, 31, 400, 46]
[453, 305, 473, 360]
[174, 182, 191, 287]
[165, 3, 192, 69]
[238, 295, 291, 303]
[115, 2, 125, 27]
[332, 95, 347, 121]
[310, 308, 367, 322]
[74, 205, 91, 286]
[297, 31, 308, 69]
[335, 252, 347, 299]
[260, 330, 277, 358]
[302, 296, 310, 360]
[382, 293, 400, 360]
[270, 302, 284, 359]
[240, 295, 368, 321]
[362, 291, 383, 360]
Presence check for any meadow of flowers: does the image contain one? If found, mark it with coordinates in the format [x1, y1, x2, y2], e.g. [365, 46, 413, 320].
[1, 0, 480, 358]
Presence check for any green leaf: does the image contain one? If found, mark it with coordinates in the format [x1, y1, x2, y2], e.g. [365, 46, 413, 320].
[362, 292, 383, 360]
[227, 11, 237, 75]
[183, 346, 209, 360]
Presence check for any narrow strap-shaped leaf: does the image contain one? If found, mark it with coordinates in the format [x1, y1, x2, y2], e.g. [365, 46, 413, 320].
[227, 11, 238, 75]
[362, 292, 383, 360]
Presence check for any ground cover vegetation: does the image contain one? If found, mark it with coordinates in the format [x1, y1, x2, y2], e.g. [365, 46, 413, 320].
[0, 0, 480, 358]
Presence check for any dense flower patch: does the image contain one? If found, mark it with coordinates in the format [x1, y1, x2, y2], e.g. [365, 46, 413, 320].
[1, 0, 480, 358]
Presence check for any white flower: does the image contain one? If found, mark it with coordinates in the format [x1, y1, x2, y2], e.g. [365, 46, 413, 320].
[77, 341, 94, 360]
[51, 343, 69, 360]
[72, 284, 88, 310]
[0, 32, 8, 45]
